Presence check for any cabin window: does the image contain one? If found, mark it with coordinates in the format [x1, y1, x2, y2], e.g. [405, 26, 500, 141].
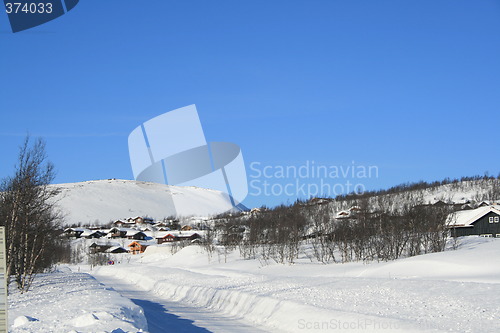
[496, 234, 500, 238]
[495, 217, 499, 223]
[480, 234, 492, 238]
[489, 217, 494, 223]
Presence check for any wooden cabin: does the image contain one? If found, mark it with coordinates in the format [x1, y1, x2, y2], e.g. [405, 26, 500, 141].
[128, 241, 148, 254]
[448, 205, 500, 237]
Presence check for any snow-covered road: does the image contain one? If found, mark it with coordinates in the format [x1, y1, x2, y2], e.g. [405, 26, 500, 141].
[9, 238, 500, 332]
[8, 269, 148, 332]
[89, 238, 500, 333]
[93, 273, 270, 333]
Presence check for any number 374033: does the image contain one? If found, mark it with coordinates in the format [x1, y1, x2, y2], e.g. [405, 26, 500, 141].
[5, 2, 53, 14]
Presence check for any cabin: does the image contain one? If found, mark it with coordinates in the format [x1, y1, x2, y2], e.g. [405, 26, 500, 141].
[125, 230, 147, 240]
[89, 242, 113, 254]
[106, 246, 128, 254]
[156, 233, 177, 244]
[128, 216, 144, 224]
[249, 207, 261, 215]
[154, 222, 170, 231]
[81, 229, 104, 239]
[112, 220, 127, 227]
[106, 228, 146, 240]
[309, 197, 330, 205]
[156, 232, 201, 244]
[349, 206, 361, 212]
[178, 232, 201, 242]
[113, 216, 153, 227]
[138, 224, 155, 232]
[433, 200, 448, 207]
[63, 228, 84, 238]
[108, 227, 127, 238]
[64, 228, 103, 239]
[477, 201, 493, 208]
[459, 204, 474, 211]
[447, 205, 500, 237]
[128, 241, 149, 254]
[89, 242, 122, 254]
[336, 211, 350, 219]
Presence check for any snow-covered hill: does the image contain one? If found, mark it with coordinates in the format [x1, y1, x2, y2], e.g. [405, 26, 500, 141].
[49, 179, 239, 226]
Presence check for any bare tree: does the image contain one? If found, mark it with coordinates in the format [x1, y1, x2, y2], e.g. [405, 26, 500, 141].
[0, 137, 67, 293]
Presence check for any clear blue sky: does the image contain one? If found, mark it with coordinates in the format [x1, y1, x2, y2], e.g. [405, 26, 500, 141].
[1, 0, 499, 208]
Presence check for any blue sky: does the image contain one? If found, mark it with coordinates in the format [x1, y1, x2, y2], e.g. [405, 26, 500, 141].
[1, 0, 499, 208]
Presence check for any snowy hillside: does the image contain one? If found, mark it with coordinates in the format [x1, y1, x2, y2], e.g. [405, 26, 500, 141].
[49, 179, 239, 226]
[331, 177, 500, 213]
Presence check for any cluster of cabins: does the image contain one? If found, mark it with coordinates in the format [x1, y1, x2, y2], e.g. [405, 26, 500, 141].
[64, 199, 500, 257]
[64, 216, 203, 255]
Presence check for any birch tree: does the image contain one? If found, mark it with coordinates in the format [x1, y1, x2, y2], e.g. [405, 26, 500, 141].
[0, 137, 66, 293]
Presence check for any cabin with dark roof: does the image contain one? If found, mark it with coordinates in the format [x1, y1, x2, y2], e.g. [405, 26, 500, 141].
[447, 205, 500, 237]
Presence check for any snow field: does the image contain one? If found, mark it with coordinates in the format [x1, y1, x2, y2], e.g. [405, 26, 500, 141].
[8, 267, 148, 332]
[91, 237, 500, 332]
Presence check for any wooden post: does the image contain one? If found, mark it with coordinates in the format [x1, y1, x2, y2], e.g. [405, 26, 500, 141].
[0, 227, 8, 333]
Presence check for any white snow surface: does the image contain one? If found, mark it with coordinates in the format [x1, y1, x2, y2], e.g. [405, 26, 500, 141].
[8, 267, 147, 332]
[85, 237, 500, 333]
[49, 179, 236, 226]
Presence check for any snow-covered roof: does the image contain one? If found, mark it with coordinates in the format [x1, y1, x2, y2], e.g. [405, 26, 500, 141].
[336, 210, 350, 218]
[447, 205, 500, 227]
[80, 229, 102, 237]
[155, 231, 200, 239]
[90, 241, 120, 247]
[110, 227, 143, 235]
[64, 227, 85, 232]
[105, 246, 127, 253]
[155, 231, 172, 239]
[125, 229, 145, 236]
[453, 198, 471, 205]
[138, 225, 155, 231]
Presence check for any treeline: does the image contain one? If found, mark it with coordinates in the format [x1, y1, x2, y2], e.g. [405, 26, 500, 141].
[337, 174, 500, 201]
[305, 201, 452, 263]
[215, 204, 307, 264]
[211, 202, 451, 264]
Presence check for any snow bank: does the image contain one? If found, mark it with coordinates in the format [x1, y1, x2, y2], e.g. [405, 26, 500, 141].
[8, 267, 147, 332]
[90, 238, 500, 332]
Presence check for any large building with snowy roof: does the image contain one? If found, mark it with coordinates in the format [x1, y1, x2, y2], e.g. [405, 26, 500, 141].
[447, 204, 500, 237]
